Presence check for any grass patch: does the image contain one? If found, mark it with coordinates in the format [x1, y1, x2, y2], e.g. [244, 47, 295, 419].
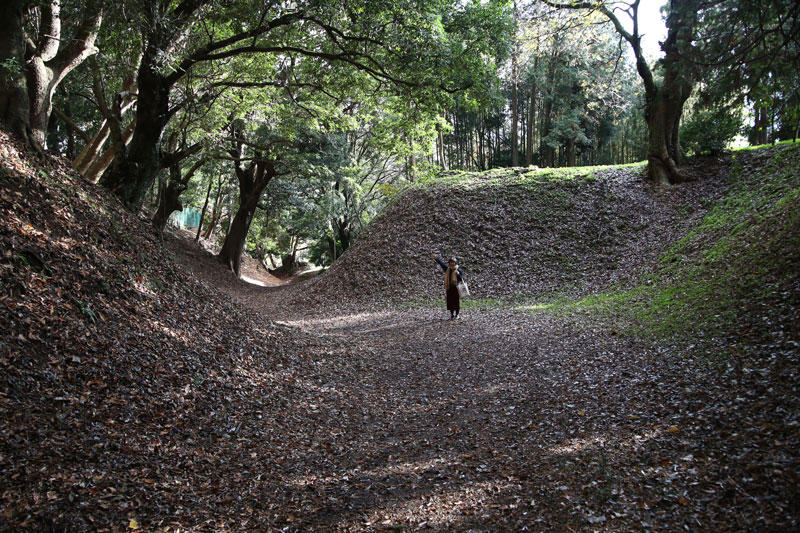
[528, 143, 800, 340]
[732, 138, 798, 152]
[408, 160, 647, 191]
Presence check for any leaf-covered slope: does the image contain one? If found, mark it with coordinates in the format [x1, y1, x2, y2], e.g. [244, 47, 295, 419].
[0, 130, 339, 530]
[284, 161, 730, 313]
[553, 143, 800, 340]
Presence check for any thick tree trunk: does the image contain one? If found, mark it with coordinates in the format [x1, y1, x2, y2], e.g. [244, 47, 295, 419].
[643, 60, 692, 184]
[96, 0, 197, 211]
[337, 220, 352, 253]
[217, 152, 275, 276]
[645, 96, 686, 185]
[27, 58, 55, 149]
[566, 137, 575, 167]
[25, 1, 102, 150]
[753, 105, 769, 145]
[327, 235, 337, 263]
[0, 0, 30, 141]
[152, 183, 183, 234]
[99, 68, 171, 210]
[217, 191, 260, 276]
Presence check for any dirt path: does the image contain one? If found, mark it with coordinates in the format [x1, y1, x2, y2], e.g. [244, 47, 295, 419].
[222, 283, 795, 530]
[160, 232, 798, 530]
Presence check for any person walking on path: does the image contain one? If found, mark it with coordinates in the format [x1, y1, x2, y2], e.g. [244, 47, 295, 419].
[431, 253, 463, 320]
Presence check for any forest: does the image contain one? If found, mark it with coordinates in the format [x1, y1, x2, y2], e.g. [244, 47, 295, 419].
[1, 0, 799, 531]
[1, 0, 797, 273]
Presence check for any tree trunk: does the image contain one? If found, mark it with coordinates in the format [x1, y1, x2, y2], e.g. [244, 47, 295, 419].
[644, 95, 690, 185]
[75, 120, 110, 173]
[218, 193, 258, 276]
[61, 97, 75, 159]
[566, 137, 575, 167]
[25, 1, 103, 150]
[99, 64, 171, 211]
[203, 184, 224, 239]
[753, 105, 769, 145]
[74, 80, 136, 174]
[217, 155, 276, 276]
[96, 0, 199, 211]
[511, 35, 519, 165]
[195, 177, 215, 242]
[0, 0, 30, 141]
[152, 153, 204, 234]
[84, 117, 136, 183]
[526, 73, 535, 166]
[337, 220, 352, 253]
[643, 21, 693, 185]
[152, 182, 183, 234]
[328, 235, 337, 263]
[437, 128, 447, 169]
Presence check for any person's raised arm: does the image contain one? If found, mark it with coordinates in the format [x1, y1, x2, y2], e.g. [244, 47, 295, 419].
[431, 253, 447, 271]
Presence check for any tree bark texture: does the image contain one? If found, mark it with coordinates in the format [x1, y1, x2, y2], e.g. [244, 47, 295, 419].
[74, 78, 137, 175]
[99, 58, 171, 210]
[25, 1, 103, 150]
[525, 64, 536, 166]
[84, 117, 136, 183]
[642, 2, 694, 185]
[217, 180, 267, 276]
[98, 1, 204, 210]
[511, 53, 519, 166]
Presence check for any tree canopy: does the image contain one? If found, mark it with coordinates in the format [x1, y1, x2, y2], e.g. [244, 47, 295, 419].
[1, 0, 798, 274]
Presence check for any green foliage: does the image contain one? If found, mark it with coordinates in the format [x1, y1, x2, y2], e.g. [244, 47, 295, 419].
[0, 58, 23, 80]
[680, 106, 742, 155]
[73, 298, 97, 324]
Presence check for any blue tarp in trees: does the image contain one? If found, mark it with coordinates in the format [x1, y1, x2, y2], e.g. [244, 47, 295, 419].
[169, 208, 202, 229]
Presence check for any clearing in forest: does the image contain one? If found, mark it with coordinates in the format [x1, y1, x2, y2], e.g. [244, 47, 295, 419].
[2, 132, 798, 530]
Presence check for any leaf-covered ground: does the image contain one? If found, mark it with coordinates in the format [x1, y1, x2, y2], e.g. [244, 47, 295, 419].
[2, 128, 799, 531]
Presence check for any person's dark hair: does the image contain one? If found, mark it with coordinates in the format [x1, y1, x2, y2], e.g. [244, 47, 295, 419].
[448, 256, 457, 264]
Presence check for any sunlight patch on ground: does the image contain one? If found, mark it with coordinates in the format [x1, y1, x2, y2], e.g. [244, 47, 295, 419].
[240, 274, 269, 287]
[549, 426, 666, 458]
[549, 435, 607, 456]
[360, 480, 496, 529]
[289, 456, 463, 489]
[280, 310, 397, 330]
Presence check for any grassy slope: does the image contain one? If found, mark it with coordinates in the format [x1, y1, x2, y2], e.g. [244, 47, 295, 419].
[535, 143, 800, 343]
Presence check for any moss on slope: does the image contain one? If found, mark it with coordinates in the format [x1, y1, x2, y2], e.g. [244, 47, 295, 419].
[537, 143, 800, 342]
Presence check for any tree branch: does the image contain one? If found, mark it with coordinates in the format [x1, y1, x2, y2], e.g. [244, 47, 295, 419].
[51, 106, 90, 143]
[165, 9, 305, 86]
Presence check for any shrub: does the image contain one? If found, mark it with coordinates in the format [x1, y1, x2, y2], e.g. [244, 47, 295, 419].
[681, 106, 742, 155]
